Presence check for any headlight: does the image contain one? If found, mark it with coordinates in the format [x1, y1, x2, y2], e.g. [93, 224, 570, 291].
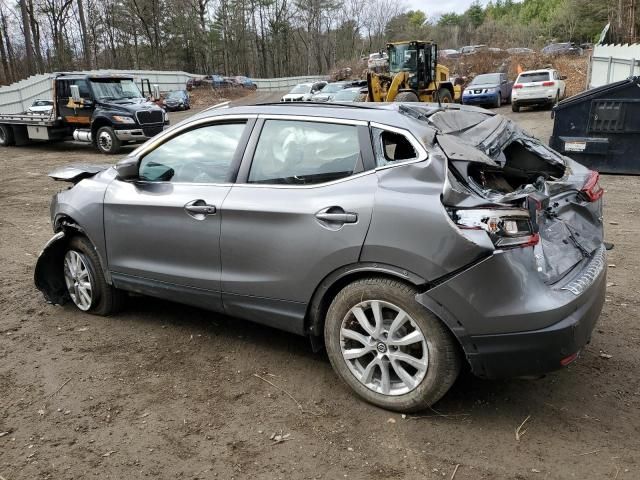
[465, 89, 473, 94]
[112, 115, 135, 124]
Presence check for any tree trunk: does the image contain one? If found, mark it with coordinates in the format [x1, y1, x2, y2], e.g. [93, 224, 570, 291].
[20, 0, 35, 75]
[77, 0, 91, 68]
[27, 0, 45, 72]
[0, 20, 12, 83]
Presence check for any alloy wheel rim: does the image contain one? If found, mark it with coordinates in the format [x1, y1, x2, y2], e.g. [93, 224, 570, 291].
[63, 250, 93, 311]
[340, 300, 429, 396]
[99, 131, 112, 151]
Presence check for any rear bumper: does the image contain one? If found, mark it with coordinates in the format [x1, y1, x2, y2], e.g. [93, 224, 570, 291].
[417, 246, 606, 379]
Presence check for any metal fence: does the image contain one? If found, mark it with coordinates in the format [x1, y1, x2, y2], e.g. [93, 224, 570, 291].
[589, 43, 640, 88]
[0, 70, 327, 114]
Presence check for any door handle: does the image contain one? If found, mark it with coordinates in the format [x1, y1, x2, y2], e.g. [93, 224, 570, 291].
[184, 199, 217, 218]
[315, 207, 358, 225]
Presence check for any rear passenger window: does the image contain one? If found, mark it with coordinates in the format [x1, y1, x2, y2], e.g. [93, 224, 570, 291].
[372, 128, 418, 166]
[248, 120, 361, 185]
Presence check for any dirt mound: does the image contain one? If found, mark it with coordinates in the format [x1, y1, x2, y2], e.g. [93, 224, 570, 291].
[187, 85, 252, 108]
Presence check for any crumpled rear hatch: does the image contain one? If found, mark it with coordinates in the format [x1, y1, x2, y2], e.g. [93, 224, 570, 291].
[432, 109, 604, 285]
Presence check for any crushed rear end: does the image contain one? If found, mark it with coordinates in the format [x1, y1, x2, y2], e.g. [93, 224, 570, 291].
[412, 107, 607, 378]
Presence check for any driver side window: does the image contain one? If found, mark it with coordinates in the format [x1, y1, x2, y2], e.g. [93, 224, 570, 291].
[139, 122, 245, 183]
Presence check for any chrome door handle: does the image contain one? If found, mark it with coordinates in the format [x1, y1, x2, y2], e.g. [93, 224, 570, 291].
[185, 199, 217, 218]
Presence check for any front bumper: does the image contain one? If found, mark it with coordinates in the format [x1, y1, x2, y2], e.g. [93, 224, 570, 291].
[417, 246, 606, 379]
[114, 125, 167, 142]
[462, 92, 498, 105]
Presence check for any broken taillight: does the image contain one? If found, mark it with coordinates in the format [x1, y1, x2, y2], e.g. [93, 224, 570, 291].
[449, 208, 539, 249]
[581, 170, 604, 202]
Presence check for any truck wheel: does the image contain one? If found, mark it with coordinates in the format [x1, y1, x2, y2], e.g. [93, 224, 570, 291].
[63, 236, 125, 316]
[437, 88, 453, 104]
[96, 126, 122, 154]
[395, 91, 419, 102]
[0, 124, 15, 146]
[324, 277, 461, 412]
[511, 102, 520, 113]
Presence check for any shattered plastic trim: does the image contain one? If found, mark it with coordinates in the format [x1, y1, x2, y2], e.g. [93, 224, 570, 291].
[561, 245, 606, 296]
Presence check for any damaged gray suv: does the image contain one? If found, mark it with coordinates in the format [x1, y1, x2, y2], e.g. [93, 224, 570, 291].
[35, 103, 607, 412]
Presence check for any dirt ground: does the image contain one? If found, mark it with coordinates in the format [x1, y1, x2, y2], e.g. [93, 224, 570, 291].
[1, 92, 639, 480]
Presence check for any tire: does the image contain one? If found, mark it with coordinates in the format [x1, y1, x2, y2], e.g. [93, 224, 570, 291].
[324, 277, 461, 412]
[95, 126, 122, 154]
[0, 124, 15, 146]
[394, 91, 419, 102]
[63, 236, 125, 316]
[511, 102, 520, 112]
[493, 94, 502, 108]
[436, 88, 453, 104]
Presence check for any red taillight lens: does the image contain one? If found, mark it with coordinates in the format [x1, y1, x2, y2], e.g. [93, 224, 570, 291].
[449, 208, 539, 249]
[582, 171, 604, 201]
[542, 81, 555, 86]
[560, 352, 579, 366]
[513, 84, 523, 89]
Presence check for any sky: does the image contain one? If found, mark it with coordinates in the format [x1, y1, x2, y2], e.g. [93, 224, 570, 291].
[403, 0, 489, 20]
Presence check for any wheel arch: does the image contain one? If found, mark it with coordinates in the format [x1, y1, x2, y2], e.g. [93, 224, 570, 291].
[90, 116, 113, 141]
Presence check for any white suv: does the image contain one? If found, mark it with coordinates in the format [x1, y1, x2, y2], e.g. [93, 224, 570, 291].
[511, 69, 567, 112]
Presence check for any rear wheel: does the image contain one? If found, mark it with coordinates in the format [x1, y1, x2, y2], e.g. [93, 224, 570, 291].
[512, 102, 520, 112]
[324, 277, 461, 412]
[63, 236, 125, 316]
[437, 88, 453, 104]
[0, 124, 15, 146]
[395, 91, 419, 102]
[95, 126, 122, 154]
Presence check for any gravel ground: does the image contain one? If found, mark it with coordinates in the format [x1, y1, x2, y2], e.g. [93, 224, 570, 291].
[0, 93, 638, 480]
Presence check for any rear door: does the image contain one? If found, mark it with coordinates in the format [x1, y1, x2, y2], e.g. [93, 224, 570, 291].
[219, 116, 377, 332]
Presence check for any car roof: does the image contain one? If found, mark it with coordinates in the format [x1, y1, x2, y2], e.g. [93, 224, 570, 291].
[518, 69, 554, 74]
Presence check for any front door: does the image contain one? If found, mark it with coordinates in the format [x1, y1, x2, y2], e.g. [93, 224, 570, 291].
[104, 120, 251, 311]
[220, 118, 377, 332]
[56, 78, 94, 128]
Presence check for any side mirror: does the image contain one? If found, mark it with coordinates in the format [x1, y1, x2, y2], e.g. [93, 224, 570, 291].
[153, 84, 160, 100]
[115, 156, 139, 181]
[560, 75, 567, 80]
[70, 85, 81, 103]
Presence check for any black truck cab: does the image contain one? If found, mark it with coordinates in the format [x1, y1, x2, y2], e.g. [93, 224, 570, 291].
[0, 73, 169, 154]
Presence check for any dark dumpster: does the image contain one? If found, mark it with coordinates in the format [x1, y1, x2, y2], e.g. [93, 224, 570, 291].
[549, 76, 640, 174]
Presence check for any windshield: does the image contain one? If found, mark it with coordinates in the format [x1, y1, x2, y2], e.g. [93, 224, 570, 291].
[389, 44, 417, 73]
[471, 74, 501, 85]
[290, 84, 311, 94]
[333, 89, 360, 101]
[90, 79, 143, 101]
[167, 91, 185, 99]
[320, 83, 345, 93]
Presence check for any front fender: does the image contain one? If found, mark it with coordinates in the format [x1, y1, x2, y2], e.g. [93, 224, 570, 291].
[34, 232, 69, 305]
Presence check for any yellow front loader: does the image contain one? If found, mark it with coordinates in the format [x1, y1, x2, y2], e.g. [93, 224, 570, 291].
[366, 41, 461, 103]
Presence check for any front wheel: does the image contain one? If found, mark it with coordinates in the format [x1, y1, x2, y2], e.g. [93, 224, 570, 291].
[394, 91, 419, 102]
[63, 236, 125, 315]
[95, 126, 122, 154]
[436, 88, 453, 104]
[324, 278, 461, 412]
[494, 94, 502, 108]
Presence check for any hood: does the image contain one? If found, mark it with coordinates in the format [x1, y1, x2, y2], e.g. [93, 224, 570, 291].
[97, 98, 162, 115]
[311, 93, 332, 101]
[49, 164, 112, 184]
[282, 93, 307, 100]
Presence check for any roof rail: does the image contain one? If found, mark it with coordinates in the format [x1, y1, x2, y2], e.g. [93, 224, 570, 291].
[256, 101, 378, 110]
[202, 101, 231, 112]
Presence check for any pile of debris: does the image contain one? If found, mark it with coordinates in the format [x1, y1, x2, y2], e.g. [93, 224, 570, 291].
[187, 85, 251, 108]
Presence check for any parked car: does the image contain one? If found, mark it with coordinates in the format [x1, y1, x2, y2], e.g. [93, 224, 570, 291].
[460, 45, 487, 55]
[231, 76, 257, 89]
[329, 87, 366, 103]
[186, 77, 203, 90]
[462, 73, 513, 108]
[203, 75, 229, 88]
[35, 102, 606, 412]
[367, 52, 388, 71]
[280, 82, 327, 102]
[27, 99, 54, 114]
[507, 47, 535, 55]
[439, 49, 460, 59]
[511, 68, 567, 112]
[542, 42, 582, 56]
[162, 90, 190, 111]
[311, 81, 353, 102]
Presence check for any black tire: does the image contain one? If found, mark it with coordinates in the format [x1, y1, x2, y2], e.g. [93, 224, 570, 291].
[64, 236, 125, 316]
[394, 91, 419, 102]
[436, 88, 453, 104]
[493, 94, 502, 108]
[0, 124, 15, 146]
[95, 126, 122, 154]
[511, 102, 520, 112]
[324, 277, 461, 412]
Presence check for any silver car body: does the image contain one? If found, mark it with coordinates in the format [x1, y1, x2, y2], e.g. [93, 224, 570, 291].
[36, 103, 606, 379]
